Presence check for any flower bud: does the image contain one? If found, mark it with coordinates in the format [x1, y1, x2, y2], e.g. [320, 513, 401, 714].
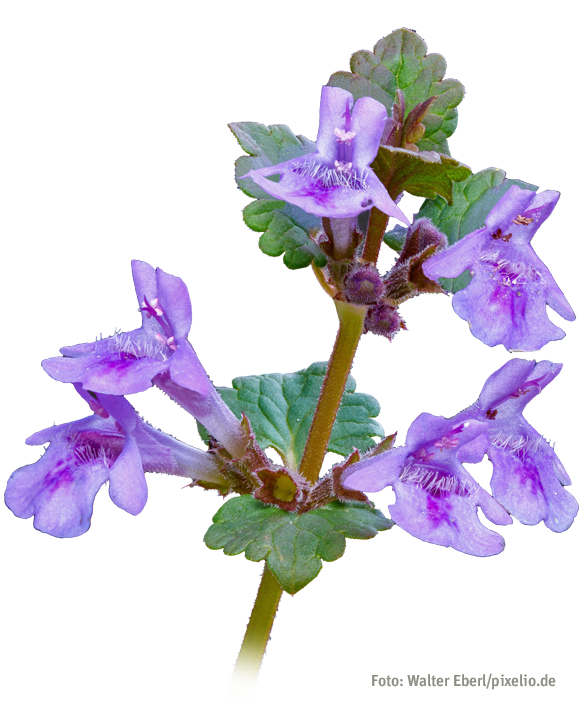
[343, 264, 384, 304]
[365, 302, 406, 340]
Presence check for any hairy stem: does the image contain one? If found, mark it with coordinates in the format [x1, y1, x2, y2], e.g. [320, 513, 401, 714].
[299, 300, 367, 484]
[230, 565, 283, 688]
[361, 207, 389, 265]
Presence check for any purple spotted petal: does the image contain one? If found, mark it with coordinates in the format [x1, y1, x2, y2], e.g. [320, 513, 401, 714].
[488, 423, 577, 532]
[7, 456, 109, 538]
[389, 471, 509, 556]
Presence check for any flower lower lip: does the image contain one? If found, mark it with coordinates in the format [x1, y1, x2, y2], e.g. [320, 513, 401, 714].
[292, 160, 369, 190]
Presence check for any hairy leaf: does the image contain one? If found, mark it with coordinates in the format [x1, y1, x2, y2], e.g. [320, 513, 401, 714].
[242, 199, 327, 268]
[204, 495, 393, 594]
[327, 28, 464, 154]
[201, 362, 383, 469]
[372, 146, 471, 204]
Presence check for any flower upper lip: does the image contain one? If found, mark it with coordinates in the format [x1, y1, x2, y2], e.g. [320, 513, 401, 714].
[41, 260, 215, 397]
[243, 86, 409, 224]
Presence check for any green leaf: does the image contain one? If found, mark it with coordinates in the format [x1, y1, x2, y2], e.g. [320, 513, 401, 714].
[372, 146, 471, 204]
[415, 168, 538, 291]
[439, 270, 473, 294]
[230, 122, 326, 270]
[204, 495, 393, 594]
[242, 199, 327, 269]
[327, 28, 464, 154]
[203, 362, 383, 469]
[383, 224, 407, 252]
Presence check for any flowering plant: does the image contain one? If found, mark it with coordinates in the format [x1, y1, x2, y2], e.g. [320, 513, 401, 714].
[4, 25, 577, 704]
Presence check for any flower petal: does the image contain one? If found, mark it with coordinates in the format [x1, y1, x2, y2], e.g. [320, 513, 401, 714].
[108, 434, 148, 515]
[389, 475, 509, 557]
[315, 86, 354, 162]
[451, 269, 566, 351]
[43, 348, 168, 395]
[422, 228, 486, 279]
[477, 358, 535, 413]
[156, 267, 192, 339]
[132, 260, 158, 334]
[342, 446, 409, 493]
[489, 443, 578, 532]
[169, 341, 214, 396]
[484, 185, 535, 234]
[350, 95, 389, 168]
[5, 442, 109, 538]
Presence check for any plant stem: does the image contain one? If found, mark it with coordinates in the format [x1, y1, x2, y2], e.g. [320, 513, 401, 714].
[299, 300, 367, 484]
[361, 206, 389, 265]
[230, 564, 283, 688]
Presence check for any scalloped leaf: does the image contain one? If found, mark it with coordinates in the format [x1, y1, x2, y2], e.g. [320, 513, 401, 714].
[204, 495, 393, 594]
[372, 146, 471, 204]
[242, 199, 327, 269]
[200, 362, 383, 469]
[327, 28, 464, 154]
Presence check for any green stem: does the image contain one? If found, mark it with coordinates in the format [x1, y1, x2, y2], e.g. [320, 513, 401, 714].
[361, 206, 389, 265]
[230, 565, 283, 688]
[299, 300, 367, 484]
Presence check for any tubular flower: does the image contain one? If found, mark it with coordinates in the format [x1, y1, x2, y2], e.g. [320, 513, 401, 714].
[243, 86, 409, 223]
[5, 391, 224, 538]
[342, 414, 511, 556]
[42, 260, 247, 458]
[457, 358, 578, 532]
[422, 185, 575, 351]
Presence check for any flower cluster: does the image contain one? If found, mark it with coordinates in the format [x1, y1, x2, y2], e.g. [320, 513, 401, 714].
[6, 261, 247, 537]
[342, 358, 577, 556]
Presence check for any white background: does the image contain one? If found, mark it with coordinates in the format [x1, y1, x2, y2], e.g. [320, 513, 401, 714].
[1, 2, 580, 719]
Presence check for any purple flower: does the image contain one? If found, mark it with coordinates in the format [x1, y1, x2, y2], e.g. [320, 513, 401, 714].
[457, 359, 578, 532]
[244, 86, 409, 224]
[422, 186, 575, 351]
[5, 390, 224, 538]
[342, 415, 511, 556]
[43, 260, 205, 395]
[42, 260, 247, 458]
